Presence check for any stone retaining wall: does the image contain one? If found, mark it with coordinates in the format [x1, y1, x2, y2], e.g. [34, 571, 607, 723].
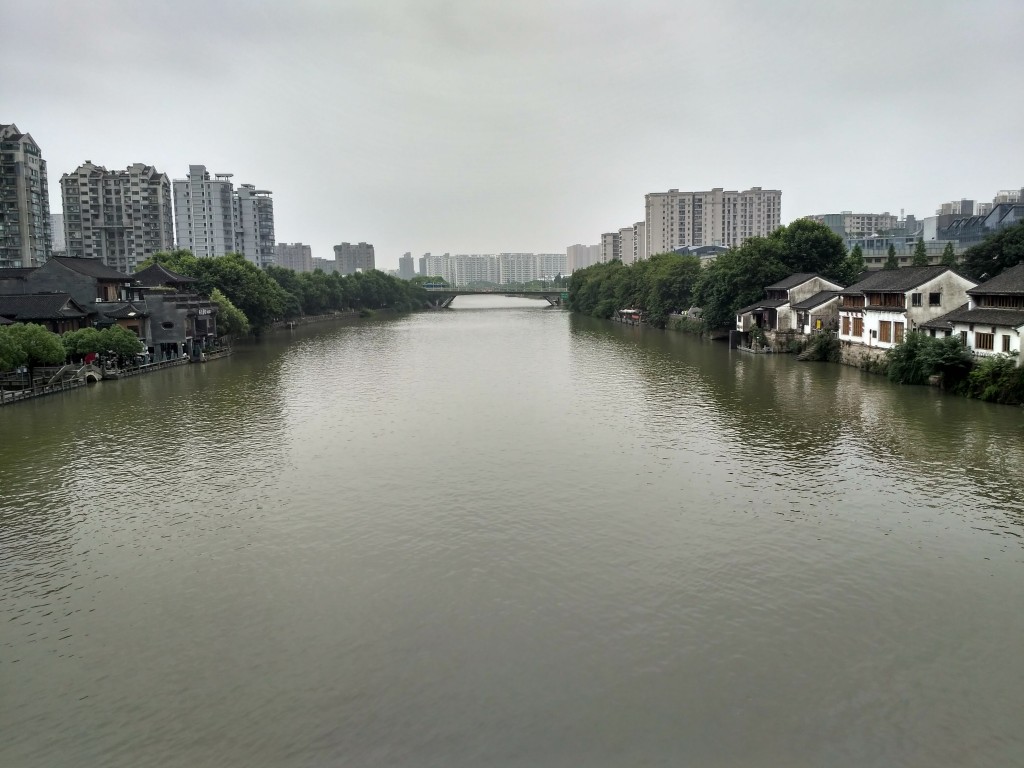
[839, 342, 887, 368]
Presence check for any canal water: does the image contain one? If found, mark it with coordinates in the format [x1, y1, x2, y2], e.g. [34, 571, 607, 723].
[2, 295, 1023, 767]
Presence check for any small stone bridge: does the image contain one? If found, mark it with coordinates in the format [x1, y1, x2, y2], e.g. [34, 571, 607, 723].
[424, 288, 567, 309]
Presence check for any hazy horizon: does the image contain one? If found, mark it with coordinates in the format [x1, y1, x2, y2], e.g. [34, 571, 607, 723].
[4, 0, 1022, 270]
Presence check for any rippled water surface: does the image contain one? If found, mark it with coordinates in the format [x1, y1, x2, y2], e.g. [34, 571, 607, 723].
[2, 296, 1023, 767]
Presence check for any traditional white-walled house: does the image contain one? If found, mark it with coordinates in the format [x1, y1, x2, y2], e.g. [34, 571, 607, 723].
[919, 263, 1024, 365]
[838, 266, 977, 349]
[792, 291, 842, 334]
[735, 273, 844, 331]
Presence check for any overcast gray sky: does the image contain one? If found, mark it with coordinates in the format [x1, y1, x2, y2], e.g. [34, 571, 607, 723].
[4, 0, 1022, 269]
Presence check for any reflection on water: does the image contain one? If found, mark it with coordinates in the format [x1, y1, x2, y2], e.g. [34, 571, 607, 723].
[2, 301, 1023, 768]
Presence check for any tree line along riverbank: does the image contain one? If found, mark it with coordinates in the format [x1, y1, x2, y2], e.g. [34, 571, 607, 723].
[0, 251, 441, 395]
[567, 220, 1024, 406]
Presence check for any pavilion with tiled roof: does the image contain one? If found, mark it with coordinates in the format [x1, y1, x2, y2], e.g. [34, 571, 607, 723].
[0, 293, 91, 334]
[134, 262, 198, 288]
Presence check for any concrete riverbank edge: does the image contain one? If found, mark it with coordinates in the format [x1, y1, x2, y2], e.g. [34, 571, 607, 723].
[1, 310, 386, 408]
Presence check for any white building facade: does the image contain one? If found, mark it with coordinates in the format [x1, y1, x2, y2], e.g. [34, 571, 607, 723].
[234, 184, 275, 268]
[838, 266, 977, 350]
[566, 244, 600, 273]
[173, 165, 237, 258]
[172, 165, 275, 267]
[600, 232, 620, 263]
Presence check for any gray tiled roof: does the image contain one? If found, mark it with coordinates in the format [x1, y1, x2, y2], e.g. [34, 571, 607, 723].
[841, 266, 971, 294]
[51, 257, 133, 280]
[0, 293, 88, 320]
[736, 298, 789, 313]
[919, 305, 1024, 330]
[0, 267, 38, 280]
[765, 273, 819, 291]
[790, 290, 840, 310]
[967, 263, 1024, 296]
[102, 302, 149, 319]
[134, 262, 197, 286]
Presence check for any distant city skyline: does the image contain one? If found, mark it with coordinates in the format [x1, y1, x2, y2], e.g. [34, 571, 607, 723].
[4, 1, 1023, 270]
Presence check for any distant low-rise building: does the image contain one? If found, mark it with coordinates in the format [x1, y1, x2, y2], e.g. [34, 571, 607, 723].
[804, 211, 899, 238]
[932, 203, 1024, 248]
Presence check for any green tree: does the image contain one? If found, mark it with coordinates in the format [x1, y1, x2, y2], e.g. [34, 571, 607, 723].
[62, 327, 104, 358]
[884, 244, 900, 270]
[886, 333, 973, 388]
[940, 241, 957, 267]
[643, 253, 702, 326]
[210, 288, 250, 337]
[99, 326, 144, 363]
[836, 244, 865, 286]
[911, 238, 929, 266]
[693, 240, 790, 330]
[768, 219, 848, 277]
[0, 326, 28, 371]
[959, 221, 1024, 280]
[2, 323, 66, 378]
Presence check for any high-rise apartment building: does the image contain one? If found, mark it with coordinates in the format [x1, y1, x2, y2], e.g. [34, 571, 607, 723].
[173, 165, 237, 258]
[421, 253, 449, 282]
[172, 165, 276, 267]
[618, 226, 636, 265]
[600, 232, 620, 263]
[399, 252, 415, 279]
[50, 213, 66, 255]
[535, 253, 568, 278]
[275, 242, 313, 272]
[632, 222, 647, 263]
[334, 242, 375, 275]
[312, 256, 337, 273]
[566, 244, 601, 272]
[0, 124, 51, 268]
[60, 161, 173, 272]
[418, 252, 567, 286]
[645, 187, 781, 256]
[234, 184, 275, 268]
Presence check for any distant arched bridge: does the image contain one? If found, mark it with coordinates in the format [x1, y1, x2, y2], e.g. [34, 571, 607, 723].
[424, 288, 568, 308]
